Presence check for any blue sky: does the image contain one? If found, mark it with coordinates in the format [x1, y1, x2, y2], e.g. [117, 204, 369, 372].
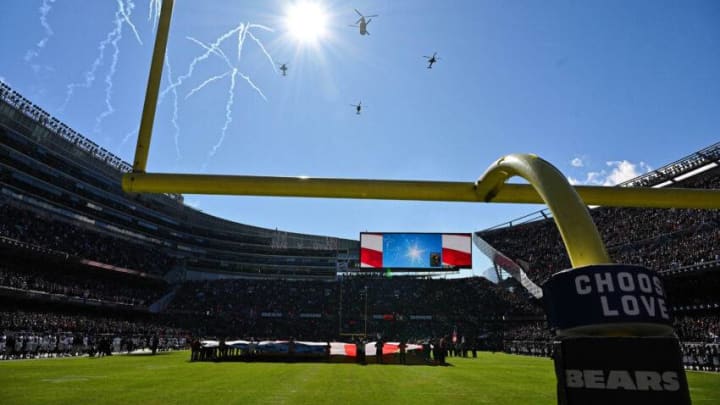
[1, 0, 719, 276]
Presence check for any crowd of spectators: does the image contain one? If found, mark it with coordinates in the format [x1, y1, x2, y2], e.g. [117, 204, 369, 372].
[0, 203, 173, 275]
[674, 315, 720, 343]
[664, 270, 720, 310]
[1, 331, 186, 360]
[167, 277, 338, 340]
[472, 166, 720, 371]
[479, 168, 720, 284]
[681, 343, 720, 371]
[0, 265, 167, 307]
[499, 316, 720, 372]
[0, 309, 183, 336]
[166, 275, 543, 342]
[0, 308, 187, 360]
[503, 321, 552, 341]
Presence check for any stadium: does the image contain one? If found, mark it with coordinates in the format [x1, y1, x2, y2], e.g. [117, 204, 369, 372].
[2, 79, 720, 402]
[2, 1, 720, 404]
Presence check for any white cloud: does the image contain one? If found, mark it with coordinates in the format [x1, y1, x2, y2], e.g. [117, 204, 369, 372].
[571, 157, 584, 168]
[586, 170, 607, 185]
[570, 160, 652, 186]
[603, 160, 652, 186]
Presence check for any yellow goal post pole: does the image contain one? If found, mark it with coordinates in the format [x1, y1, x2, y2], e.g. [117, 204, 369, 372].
[122, 172, 720, 209]
[122, 169, 720, 267]
[475, 153, 609, 267]
[132, 0, 174, 173]
[124, 0, 720, 268]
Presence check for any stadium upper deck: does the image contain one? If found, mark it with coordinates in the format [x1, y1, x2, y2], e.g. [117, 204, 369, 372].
[0, 82, 358, 279]
[477, 148, 720, 286]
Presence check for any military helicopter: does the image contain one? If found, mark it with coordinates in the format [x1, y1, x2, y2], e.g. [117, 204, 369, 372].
[350, 9, 378, 35]
[424, 52, 440, 69]
[350, 101, 363, 115]
[278, 63, 288, 76]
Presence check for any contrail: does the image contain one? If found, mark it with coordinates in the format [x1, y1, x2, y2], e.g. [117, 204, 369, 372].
[186, 36, 233, 68]
[248, 23, 273, 32]
[206, 68, 239, 163]
[231, 23, 267, 99]
[235, 23, 274, 65]
[165, 54, 182, 161]
[119, 126, 137, 148]
[185, 71, 232, 100]
[149, 0, 161, 30]
[60, 10, 120, 112]
[237, 23, 247, 64]
[118, 0, 143, 45]
[159, 26, 244, 103]
[182, 37, 234, 99]
[24, 0, 57, 63]
[94, 2, 129, 133]
[237, 71, 267, 101]
[246, 30, 277, 73]
[168, 20, 274, 169]
[60, 0, 141, 113]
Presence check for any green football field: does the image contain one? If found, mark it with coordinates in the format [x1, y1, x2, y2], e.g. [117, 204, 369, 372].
[1, 351, 718, 404]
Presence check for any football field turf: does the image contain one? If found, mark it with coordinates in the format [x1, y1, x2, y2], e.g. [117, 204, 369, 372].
[1, 351, 719, 404]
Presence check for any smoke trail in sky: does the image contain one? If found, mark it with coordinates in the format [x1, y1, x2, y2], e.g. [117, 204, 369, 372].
[246, 23, 276, 71]
[93, 21, 123, 131]
[94, 1, 133, 133]
[185, 71, 232, 100]
[184, 35, 267, 103]
[237, 71, 267, 101]
[165, 54, 182, 160]
[119, 126, 137, 148]
[186, 36, 232, 67]
[246, 29, 277, 74]
[237, 24, 247, 64]
[118, 0, 143, 45]
[60, 19, 117, 111]
[162, 19, 273, 169]
[60, 0, 141, 114]
[205, 68, 238, 165]
[25, 0, 57, 64]
[248, 23, 273, 33]
[148, 0, 161, 30]
[159, 26, 244, 103]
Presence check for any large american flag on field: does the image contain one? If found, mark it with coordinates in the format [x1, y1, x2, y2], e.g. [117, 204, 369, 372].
[330, 341, 422, 357]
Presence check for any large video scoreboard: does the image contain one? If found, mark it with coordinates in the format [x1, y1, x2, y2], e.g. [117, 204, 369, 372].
[360, 232, 472, 271]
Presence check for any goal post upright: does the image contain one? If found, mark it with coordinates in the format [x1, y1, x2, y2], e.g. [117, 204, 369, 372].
[132, 0, 174, 173]
[122, 2, 711, 401]
[475, 154, 610, 267]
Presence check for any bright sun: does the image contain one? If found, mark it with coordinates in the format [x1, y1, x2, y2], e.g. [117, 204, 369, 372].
[285, 1, 329, 43]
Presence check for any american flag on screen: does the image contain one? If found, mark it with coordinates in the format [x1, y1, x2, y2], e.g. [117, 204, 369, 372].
[360, 233, 471, 268]
[441, 234, 472, 267]
[360, 233, 383, 268]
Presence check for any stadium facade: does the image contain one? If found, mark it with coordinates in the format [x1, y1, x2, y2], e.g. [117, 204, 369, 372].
[0, 82, 717, 372]
[0, 82, 358, 281]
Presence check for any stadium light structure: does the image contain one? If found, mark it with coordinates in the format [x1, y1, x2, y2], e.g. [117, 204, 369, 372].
[126, 3, 708, 403]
